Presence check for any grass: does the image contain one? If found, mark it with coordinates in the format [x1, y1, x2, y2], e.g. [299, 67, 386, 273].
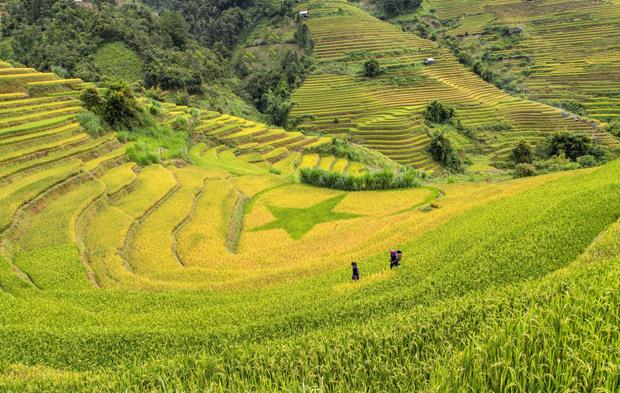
[93, 42, 144, 83]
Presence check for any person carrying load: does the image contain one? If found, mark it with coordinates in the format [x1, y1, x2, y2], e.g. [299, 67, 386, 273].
[390, 249, 398, 269]
[351, 262, 360, 281]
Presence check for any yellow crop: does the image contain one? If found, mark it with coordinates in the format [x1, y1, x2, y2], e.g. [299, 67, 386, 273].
[113, 164, 176, 218]
[176, 178, 235, 268]
[128, 167, 208, 275]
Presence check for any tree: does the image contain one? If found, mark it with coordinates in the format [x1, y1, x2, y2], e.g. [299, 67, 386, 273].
[81, 82, 147, 130]
[262, 79, 292, 127]
[604, 120, 620, 138]
[80, 87, 105, 114]
[424, 101, 455, 124]
[546, 132, 592, 161]
[159, 10, 189, 49]
[514, 163, 537, 178]
[381, 0, 422, 17]
[510, 140, 533, 164]
[428, 131, 462, 171]
[364, 59, 382, 77]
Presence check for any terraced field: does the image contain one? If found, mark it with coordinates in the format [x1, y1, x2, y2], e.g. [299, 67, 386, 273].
[429, 0, 620, 123]
[2, 58, 620, 391]
[192, 111, 367, 176]
[290, 1, 620, 167]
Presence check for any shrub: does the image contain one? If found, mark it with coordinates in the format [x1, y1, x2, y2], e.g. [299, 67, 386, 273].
[424, 101, 455, 124]
[103, 82, 149, 130]
[148, 101, 164, 117]
[545, 132, 592, 161]
[363, 59, 382, 77]
[80, 82, 148, 131]
[534, 156, 581, 174]
[576, 154, 597, 168]
[51, 65, 69, 79]
[189, 108, 201, 119]
[513, 163, 537, 178]
[171, 116, 189, 132]
[428, 131, 462, 171]
[510, 140, 533, 164]
[80, 87, 105, 114]
[604, 120, 620, 138]
[127, 142, 159, 166]
[77, 111, 104, 137]
[299, 167, 420, 191]
[304, 138, 396, 170]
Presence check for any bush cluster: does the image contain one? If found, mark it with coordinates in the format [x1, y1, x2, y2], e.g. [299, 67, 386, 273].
[428, 131, 462, 172]
[424, 101, 455, 124]
[299, 168, 421, 191]
[363, 59, 382, 77]
[80, 82, 149, 131]
[510, 132, 609, 177]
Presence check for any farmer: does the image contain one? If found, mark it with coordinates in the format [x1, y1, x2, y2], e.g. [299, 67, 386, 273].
[389, 249, 398, 269]
[351, 262, 360, 281]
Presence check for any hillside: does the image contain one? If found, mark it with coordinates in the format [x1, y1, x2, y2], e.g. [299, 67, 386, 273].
[289, 0, 620, 169]
[0, 55, 620, 391]
[421, 0, 620, 123]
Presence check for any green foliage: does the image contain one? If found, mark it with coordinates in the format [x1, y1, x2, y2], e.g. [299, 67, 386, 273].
[141, 0, 292, 49]
[604, 120, 620, 138]
[269, 167, 282, 175]
[51, 65, 69, 78]
[513, 163, 536, 178]
[510, 140, 533, 164]
[533, 156, 581, 174]
[424, 100, 455, 124]
[2, 0, 226, 89]
[294, 23, 314, 52]
[93, 42, 144, 82]
[148, 100, 165, 117]
[81, 82, 147, 131]
[262, 81, 293, 127]
[305, 138, 397, 170]
[158, 10, 189, 49]
[545, 132, 593, 161]
[242, 51, 311, 127]
[126, 142, 160, 166]
[363, 59, 382, 77]
[576, 154, 597, 168]
[77, 111, 104, 137]
[171, 116, 189, 132]
[80, 87, 105, 114]
[299, 167, 421, 191]
[379, 0, 422, 18]
[428, 131, 462, 171]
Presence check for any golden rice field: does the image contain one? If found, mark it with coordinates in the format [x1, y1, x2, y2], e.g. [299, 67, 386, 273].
[1, 21, 620, 390]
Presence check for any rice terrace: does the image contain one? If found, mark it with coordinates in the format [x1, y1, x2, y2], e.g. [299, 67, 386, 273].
[0, 0, 620, 391]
